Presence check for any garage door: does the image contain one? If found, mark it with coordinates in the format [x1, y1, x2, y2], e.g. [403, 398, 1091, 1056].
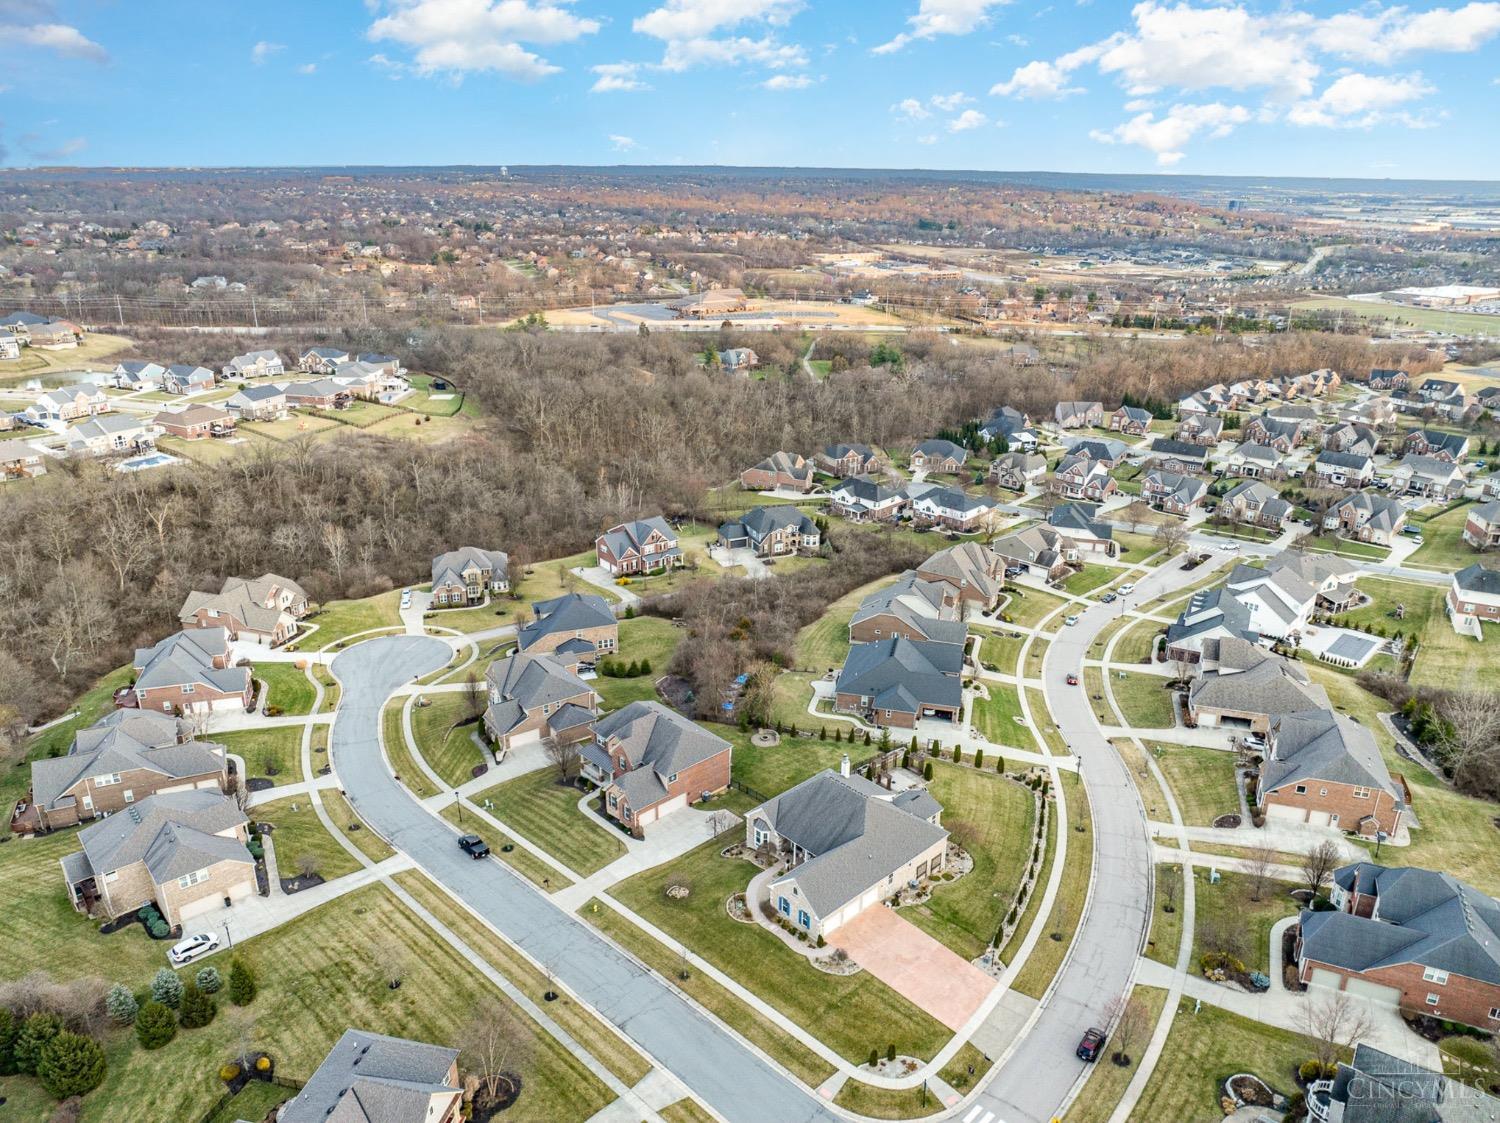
[657, 794, 687, 817]
[1307, 968, 1345, 992]
[178, 894, 220, 923]
[1345, 978, 1401, 1006]
[1305, 810, 1333, 827]
[509, 729, 540, 749]
[1266, 803, 1303, 823]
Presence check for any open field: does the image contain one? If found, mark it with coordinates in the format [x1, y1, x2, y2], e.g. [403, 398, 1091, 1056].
[1292, 296, 1500, 336]
[1012, 772, 1092, 999]
[1406, 500, 1481, 573]
[216, 726, 304, 787]
[537, 297, 918, 331]
[480, 768, 627, 875]
[1327, 575, 1458, 687]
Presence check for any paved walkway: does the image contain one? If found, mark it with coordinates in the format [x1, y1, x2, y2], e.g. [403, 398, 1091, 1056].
[571, 565, 639, 607]
[552, 807, 738, 911]
[246, 775, 339, 807]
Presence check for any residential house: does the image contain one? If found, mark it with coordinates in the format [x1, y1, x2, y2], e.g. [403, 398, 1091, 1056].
[1343, 395, 1396, 428]
[131, 628, 253, 714]
[1296, 866, 1500, 1031]
[1177, 389, 1222, 417]
[1390, 454, 1465, 499]
[1220, 480, 1292, 529]
[24, 710, 224, 833]
[0, 335, 19, 361]
[27, 383, 109, 423]
[978, 406, 1030, 444]
[278, 1030, 462, 1123]
[745, 765, 947, 940]
[1051, 453, 1118, 502]
[988, 451, 1046, 491]
[0, 311, 48, 339]
[1063, 436, 1130, 467]
[828, 475, 906, 522]
[1366, 367, 1409, 390]
[991, 524, 1071, 581]
[1, 444, 47, 481]
[1463, 500, 1500, 550]
[1448, 563, 1500, 627]
[1047, 502, 1117, 557]
[1109, 404, 1152, 435]
[1221, 441, 1286, 480]
[178, 574, 309, 646]
[282, 379, 349, 410]
[330, 359, 410, 403]
[112, 360, 166, 391]
[1305, 1043, 1500, 1121]
[818, 443, 880, 477]
[482, 651, 599, 755]
[162, 365, 214, 395]
[909, 487, 994, 533]
[849, 572, 965, 646]
[916, 542, 1003, 609]
[1402, 428, 1469, 463]
[299, 346, 351, 373]
[62, 414, 158, 457]
[834, 637, 964, 729]
[1054, 400, 1104, 429]
[355, 353, 405, 377]
[586, 702, 732, 836]
[1311, 450, 1375, 489]
[909, 439, 968, 475]
[1244, 412, 1308, 452]
[1322, 493, 1407, 546]
[60, 790, 255, 928]
[515, 593, 617, 669]
[717, 347, 758, 373]
[221, 349, 284, 380]
[596, 516, 682, 576]
[153, 404, 234, 440]
[1418, 378, 1461, 402]
[1322, 423, 1380, 459]
[717, 505, 821, 556]
[1185, 637, 1329, 733]
[1175, 414, 1224, 446]
[1141, 469, 1207, 515]
[225, 383, 287, 421]
[1477, 386, 1500, 413]
[1147, 438, 1210, 474]
[429, 547, 510, 607]
[27, 320, 79, 349]
[1259, 710, 1406, 836]
[740, 451, 815, 493]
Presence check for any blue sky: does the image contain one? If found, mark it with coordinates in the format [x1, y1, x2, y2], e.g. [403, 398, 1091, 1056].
[2, 0, 1499, 177]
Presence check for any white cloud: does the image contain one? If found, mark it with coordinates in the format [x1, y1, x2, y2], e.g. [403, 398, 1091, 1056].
[1310, 2, 1500, 61]
[892, 97, 931, 119]
[634, 0, 801, 40]
[367, 0, 599, 81]
[1090, 101, 1250, 164]
[630, 0, 808, 78]
[1287, 71, 1434, 125]
[990, 57, 1087, 98]
[297, 62, 317, 75]
[948, 108, 988, 130]
[658, 34, 805, 71]
[609, 134, 638, 151]
[762, 73, 812, 89]
[930, 90, 973, 111]
[0, 15, 107, 62]
[251, 40, 284, 64]
[875, 0, 1010, 53]
[591, 61, 650, 91]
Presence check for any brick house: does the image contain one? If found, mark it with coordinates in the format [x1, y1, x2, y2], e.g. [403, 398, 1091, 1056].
[24, 710, 225, 833]
[1366, 367, 1409, 390]
[1051, 453, 1117, 501]
[154, 404, 235, 440]
[988, 451, 1046, 491]
[178, 573, 309, 645]
[991, 524, 1071, 581]
[282, 379, 350, 410]
[835, 637, 964, 729]
[59, 790, 255, 928]
[1402, 428, 1469, 462]
[583, 702, 732, 837]
[717, 505, 820, 556]
[596, 516, 682, 576]
[1463, 501, 1500, 551]
[1310, 450, 1374, 489]
[1054, 400, 1104, 429]
[280, 1031, 462, 1123]
[916, 541, 1002, 609]
[1175, 414, 1224, 446]
[1185, 638, 1328, 734]
[1448, 563, 1500, 626]
[1322, 423, 1379, 458]
[848, 571, 965, 646]
[1323, 493, 1407, 545]
[1142, 469, 1206, 515]
[1220, 480, 1293, 529]
[1147, 438, 1210, 475]
[1297, 863, 1500, 1030]
[828, 475, 905, 521]
[1109, 404, 1152, 435]
[482, 651, 598, 755]
[818, 443, 880, 477]
[1258, 709, 1406, 837]
[1243, 413, 1306, 452]
[909, 486, 994, 532]
[1390, 454, 1465, 499]
[515, 593, 618, 669]
[740, 451, 815, 493]
[909, 439, 968, 475]
[429, 547, 509, 607]
[131, 628, 254, 714]
[299, 346, 351, 373]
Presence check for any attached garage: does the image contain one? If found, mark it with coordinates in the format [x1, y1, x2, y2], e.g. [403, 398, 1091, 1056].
[1266, 803, 1303, 823]
[639, 793, 687, 828]
[1344, 977, 1401, 1007]
[1307, 967, 1346, 991]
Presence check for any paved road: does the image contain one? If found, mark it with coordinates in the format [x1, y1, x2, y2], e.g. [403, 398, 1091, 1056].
[329, 636, 836, 1123]
[967, 554, 1198, 1123]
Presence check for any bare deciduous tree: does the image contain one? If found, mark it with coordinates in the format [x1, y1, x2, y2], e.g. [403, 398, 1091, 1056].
[1103, 991, 1150, 1067]
[1153, 519, 1190, 555]
[463, 670, 487, 724]
[295, 853, 322, 880]
[1437, 690, 1500, 793]
[1301, 840, 1341, 899]
[1245, 842, 1277, 903]
[1301, 991, 1374, 1071]
[544, 739, 582, 785]
[460, 999, 534, 1103]
[706, 809, 732, 838]
[374, 935, 408, 991]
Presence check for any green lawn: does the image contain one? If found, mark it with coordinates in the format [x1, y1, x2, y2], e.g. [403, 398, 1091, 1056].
[833, 1080, 941, 1119]
[767, 671, 819, 733]
[794, 575, 897, 671]
[481, 768, 627, 875]
[1301, 533, 1390, 561]
[1113, 531, 1164, 561]
[608, 838, 955, 1064]
[215, 726, 304, 787]
[971, 684, 1039, 751]
[300, 590, 402, 650]
[1028, 688, 1071, 755]
[1001, 587, 1070, 629]
[1406, 501, 1480, 572]
[202, 1081, 295, 1123]
[1083, 667, 1114, 726]
[411, 691, 487, 788]
[1145, 865, 1186, 967]
[439, 803, 572, 891]
[508, 549, 623, 613]
[726, 729, 853, 797]
[383, 699, 438, 800]
[1148, 743, 1240, 826]
[978, 629, 1027, 675]
[1110, 673, 1178, 728]
[1327, 576, 1457, 686]
[256, 795, 361, 882]
[1113, 740, 1172, 824]
[902, 761, 1036, 959]
[1061, 565, 1118, 596]
[593, 616, 682, 711]
[424, 598, 518, 633]
[1013, 772, 1092, 999]
[1112, 619, 1161, 665]
[1062, 986, 1170, 1123]
[319, 788, 395, 864]
[1192, 871, 1301, 976]
[310, 662, 340, 710]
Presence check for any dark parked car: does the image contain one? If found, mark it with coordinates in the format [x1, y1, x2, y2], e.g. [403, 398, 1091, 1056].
[457, 834, 490, 859]
[1077, 1027, 1106, 1062]
[1100, 592, 1117, 603]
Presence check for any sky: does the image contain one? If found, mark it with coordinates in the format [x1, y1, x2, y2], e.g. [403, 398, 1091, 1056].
[1, 0, 1499, 177]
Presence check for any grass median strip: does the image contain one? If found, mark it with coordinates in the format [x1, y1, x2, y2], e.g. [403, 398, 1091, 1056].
[320, 787, 395, 863]
[1061, 985, 1170, 1123]
[382, 698, 438, 799]
[1012, 771, 1092, 1000]
[439, 803, 573, 891]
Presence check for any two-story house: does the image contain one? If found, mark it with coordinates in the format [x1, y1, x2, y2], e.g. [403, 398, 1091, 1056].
[1109, 404, 1152, 435]
[131, 628, 254, 714]
[1403, 428, 1469, 463]
[909, 439, 968, 475]
[740, 451, 816, 493]
[596, 516, 683, 576]
[1463, 500, 1500, 551]
[1220, 480, 1293, 529]
[482, 651, 599, 755]
[818, 443, 880, 477]
[908, 486, 994, 533]
[1142, 469, 1206, 515]
[584, 702, 732, 836]
[718, 505, 821, 556]
[429, 547, 510, 607]
[178, 573, 309, 645]
[988, 451, 1046, 491]
[515, 592, 618, 670]
[1311, 450, 1375, 489]
[1054, 400, 1104, 429]
[221, 350, 285, 380]
[1259, 709, 1406, 837]
[1050, 453, 1117, 502]
[1323, 493, 1407, 546]
[828, 475, 906, 522]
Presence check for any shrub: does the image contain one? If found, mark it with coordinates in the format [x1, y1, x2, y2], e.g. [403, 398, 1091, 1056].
[868, 1048, 879, 1067]
[148, 918, 169, 939]
[228, 958, 257, 1006]
[1298, 1059, 1323, 1082]
[14, 1013, 61, 1076]
[151, 968, 183, 1009]
[177, 981, 216, 1029]
[640, 659, 652, 675]
[37, 1032, 107, 1100]
[105, 984, 139, 1025]
[974, 748, 984, 768]
[923, 761, 934, 781]
[195, 967, 223, 995]
[863, 730, 872, 746]
[134, 1003, 176, 1050]
[886, 1043, 896, 1062]
[623, 604, 635, 618]
[815, 935, 825, 948]
[0, 1007, 17, 1076]
[255, 1055, 271, 1073]
[951, 745, 961, 763]
[996, 755, 1006, 772]
[220, 1062, 241, 1082]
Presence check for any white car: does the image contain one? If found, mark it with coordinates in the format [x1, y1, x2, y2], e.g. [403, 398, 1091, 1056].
[1218, 542, 1240, 552]
[1117, 583, 1135, 595]
[1063, 614, 1080, 626]
[400, 591, 413, 609]
[168, 931, 220, 966]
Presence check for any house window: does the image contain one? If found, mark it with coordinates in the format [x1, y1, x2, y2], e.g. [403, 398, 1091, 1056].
[123, 791, 134, 804]
[177, 868, 209, 889]
[668, 773, 678, 784]
[104, 871, 118, 883]
[1423, 967, 1449, 985]
[778, 896, 791, 917]
[1352, 786, 1371, 799]
[1425, 993, 1440, 1006]
[1490, 1008, 1500, 1021]
[1294, 784, 1307, 795]
[754, 826, 768, 847]
[181, 684, 195, 694]
[797, 910, 811, 929]
[94, 773, 121, 787]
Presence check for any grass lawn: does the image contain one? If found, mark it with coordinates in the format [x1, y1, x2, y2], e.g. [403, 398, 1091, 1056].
[202, 1081, 295, 1123]
[1000, 773, 1058, 968]
[411, 691, 487, 788]
[1112, 740, 1171, 824]
[510, 549, 625, 612]
[216, 726, 304, 787]
[1192, 871, 1301, 976]
[382, 699, 439, 800]
[1145, 865, 1186, 966]
[319, 788, 395, 863]
[607, 838, 955, 1064]
[1406, 501, 1480, 572]
[1300, 533, 1390, 561]
[481, 768, 627, 875]
[256, 796, 361, 882]
[1028, 688, 1071, 755]
[393, 871, 651, 1085]
[1110, 673, 1177, 728]
[1128, 997, 1328, 1121]
[1148, 743, 1240, 826]
[1062, 986, 1170, 1123]
[903, 761, 1036, 959]
[582, 900, 835, 1088]
[424, 598, 518, 634]
[594, 616, 682, 711]
[971, 684, 1039, 751]
[1061, 565, 1118, 596]
[310, 662, 340, 710]
[978, 629, 1027, 675]
[1084, 667, 1114, 726]
[1013, 771, 1092, 999]
[1001, 587, 1070, 629]
[1113, 531, 1164, 561]
[1327, 575, 1463, 687]
[301, 590, 402, 650]
[833, 1080, 941, 1119]
[794, 575, 897, 671]
[726, 729, 854, 798]
[768, 671, 819, 733]
[252, 662, 316, 716]
[1112, 619, 1161, 665]
[439, 803, 572, 891]
[661, 1098, 719, 1123]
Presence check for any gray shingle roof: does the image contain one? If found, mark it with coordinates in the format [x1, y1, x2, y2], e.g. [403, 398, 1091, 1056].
[836, 637, 963, 714]
[598, 516, 678, 563]
[132, 628, 250, 696]
[279, 1028, 459, 1123]
[1188, 648, 1328, 719]
[595, 701, 731, 781]
[913, 438, 968, 463]
[1454, 563, 1500, 597]
[719, 505, 817, 546]
[33, 736, 223, 810]
[74, 790, 248, 881]
[1263, 710, 1400, 801]
[517, 592, 615, 652]
[850, 572, 966, 646]
[430, 546, 508, 591]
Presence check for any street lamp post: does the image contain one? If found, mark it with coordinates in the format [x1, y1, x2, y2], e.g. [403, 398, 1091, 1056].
[454, 792, 462, 823]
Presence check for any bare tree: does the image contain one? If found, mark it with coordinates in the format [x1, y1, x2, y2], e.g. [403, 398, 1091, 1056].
[544, 738, 581, 785]
[1301, 839, 1341, 898]
[1437, 690, 1500, 793]
[1245, 842, 1277, 903]
[1154, 519, 1190, 555]
[1158, 864, 1181, 916]
[295, 853, 322, 880]
[463, 669, 487, 724]
[1104, 991, 1150, 1067]
[374, 935, 408, 991]
[1301, 991, 1374, 1071]
[706, 809, 732, 838]
[460, 999, 534, 1103]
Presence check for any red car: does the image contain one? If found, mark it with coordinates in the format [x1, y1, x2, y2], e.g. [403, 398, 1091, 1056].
[1076, 1027, 1106, 1063]
[1065, 673, 1080, 686]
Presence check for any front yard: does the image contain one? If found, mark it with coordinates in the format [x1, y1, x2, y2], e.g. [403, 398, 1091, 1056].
[978, 629, 1027, 675]
[1000, 586, 1070, 629]
[410, 691, 487, 788]
[1406, 500, 1480, 572]
[215, 726, 304, 788]
[255, 796, 362, 882]
[300, 590, 402, 649]
[1109, 672, 1178, 728]
[480, 768, 627, 875]
[970, 684, 1039, 751]
[1192, 870, 1302, 977]
[1148, 743, 1240, 826]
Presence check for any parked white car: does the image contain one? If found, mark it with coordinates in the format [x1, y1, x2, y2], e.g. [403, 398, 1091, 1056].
[1117, 583, 1135, 595]
[168, 931, 220, 965]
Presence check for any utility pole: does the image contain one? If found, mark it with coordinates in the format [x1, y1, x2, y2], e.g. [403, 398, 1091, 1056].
[250, 292, 259, 330]
[115, 294, 125, 329]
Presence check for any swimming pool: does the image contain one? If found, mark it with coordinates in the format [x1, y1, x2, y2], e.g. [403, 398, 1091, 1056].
[116, 452, 180, 472]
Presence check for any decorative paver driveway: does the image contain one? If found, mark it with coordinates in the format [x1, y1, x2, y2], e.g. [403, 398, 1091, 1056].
[829, 906, 996, 1031]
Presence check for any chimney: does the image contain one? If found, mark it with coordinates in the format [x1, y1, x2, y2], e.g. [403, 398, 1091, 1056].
[840, 754, 850, 778]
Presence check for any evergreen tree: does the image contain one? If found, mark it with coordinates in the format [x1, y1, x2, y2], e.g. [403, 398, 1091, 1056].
[134, 1003, 176, 1050]
[37, 1031, 107, 1100]
[177, 980, 216, 1029]
[105, 984, 139, 1025]
[150, 967, 183, 1009]
[228, 958, 257, 1006]
[923, 761, 934, 781]
[14, 1013, 61, 1075]
[0, 1008, 18, 1076]
[863, 729, 872, 746]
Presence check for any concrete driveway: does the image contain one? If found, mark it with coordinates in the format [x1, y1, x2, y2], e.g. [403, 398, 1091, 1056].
[829, 906, 996, 1031]
[328, 636, 835, 1123]
[709, 545, 769, 578]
